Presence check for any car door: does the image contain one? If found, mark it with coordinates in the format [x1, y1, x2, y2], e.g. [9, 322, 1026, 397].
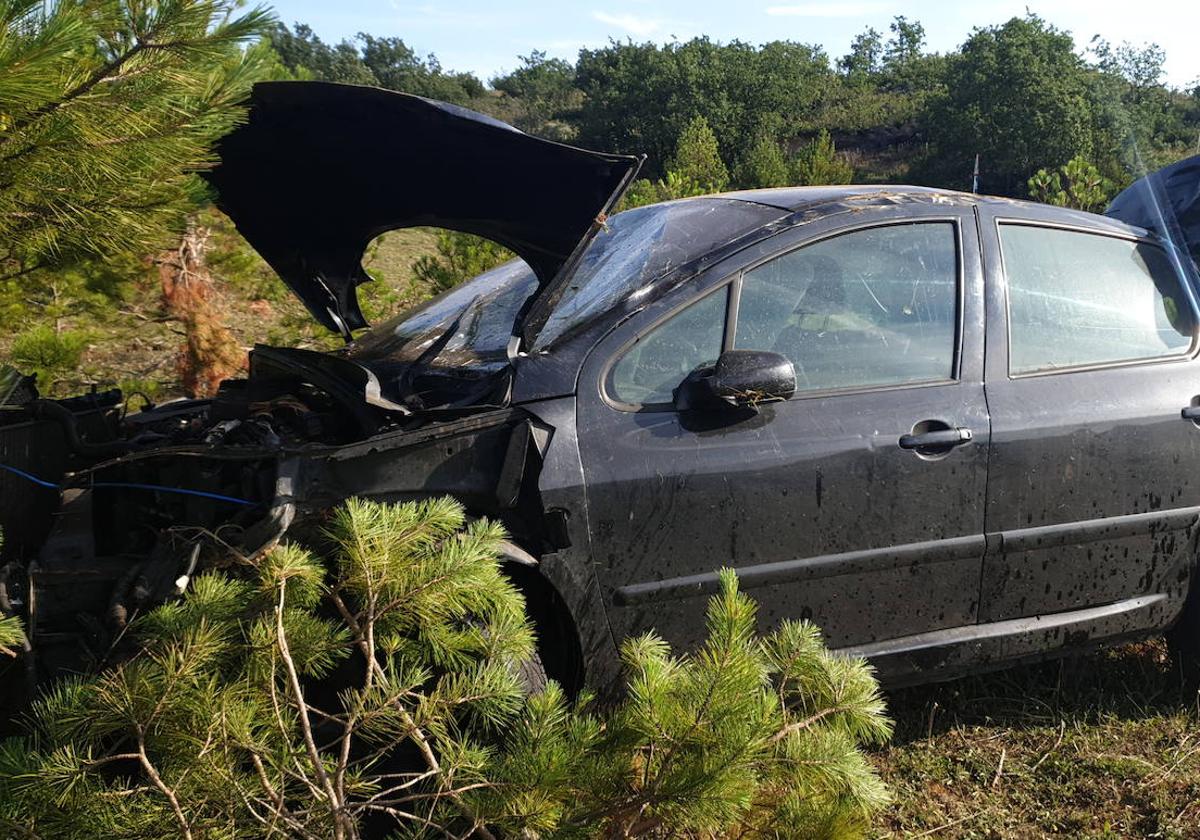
[979, 207, 1200, 635]
[574, 204, 990, 661]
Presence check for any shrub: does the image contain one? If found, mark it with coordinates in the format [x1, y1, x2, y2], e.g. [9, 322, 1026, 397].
[621, 171, 712, 210]
[668, 115, 730, 194]
[738, 130, 793, 189]
[8, 326, 88, 394]
[793, 129, 856, 186]
[0, 497, 891, 838]
[1028, 155, 1114, 212]
[158, 224, 247, 398]
[412, 230, 514, 294]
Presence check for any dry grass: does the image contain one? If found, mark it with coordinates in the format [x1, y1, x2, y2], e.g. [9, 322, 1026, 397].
[874, 639, 1200, 839]
[21, 223, 442, 400]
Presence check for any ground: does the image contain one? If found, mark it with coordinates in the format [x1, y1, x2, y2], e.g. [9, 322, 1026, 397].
[874, 639, 1200, 839]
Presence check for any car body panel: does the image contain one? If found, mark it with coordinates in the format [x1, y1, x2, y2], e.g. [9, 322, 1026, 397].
[1108, 153, 1200, 266]
[975, 201, 1200, 642]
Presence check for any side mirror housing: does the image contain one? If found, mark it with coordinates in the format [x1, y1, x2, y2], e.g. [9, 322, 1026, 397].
[674, 349, 796, 411]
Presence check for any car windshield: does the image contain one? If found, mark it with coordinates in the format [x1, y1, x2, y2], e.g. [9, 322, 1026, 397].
[346, 198, 782, 375]
[531, 198, 783, 348]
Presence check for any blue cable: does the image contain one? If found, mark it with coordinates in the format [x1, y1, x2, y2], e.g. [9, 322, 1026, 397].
[0, 461, 258, 507]
[0, 462, 59, 489]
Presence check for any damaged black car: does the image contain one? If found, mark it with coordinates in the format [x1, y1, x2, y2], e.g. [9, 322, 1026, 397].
[4, 81, 1200, 711]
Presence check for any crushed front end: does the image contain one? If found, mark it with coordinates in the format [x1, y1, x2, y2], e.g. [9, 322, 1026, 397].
[0, 350, 555, 720]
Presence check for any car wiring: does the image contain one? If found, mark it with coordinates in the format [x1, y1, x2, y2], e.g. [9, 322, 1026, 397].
[0, 461, 259, 507]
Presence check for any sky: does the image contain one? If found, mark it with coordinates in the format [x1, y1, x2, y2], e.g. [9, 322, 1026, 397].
[267, 0, 1200, 89]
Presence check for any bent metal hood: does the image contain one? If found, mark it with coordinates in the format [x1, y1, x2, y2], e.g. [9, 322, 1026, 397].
[204, 82, 642, 337]
[1107, 154, 1200, 265]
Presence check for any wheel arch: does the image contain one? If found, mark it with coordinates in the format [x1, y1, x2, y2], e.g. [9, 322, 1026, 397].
[498, 540, 586, 696]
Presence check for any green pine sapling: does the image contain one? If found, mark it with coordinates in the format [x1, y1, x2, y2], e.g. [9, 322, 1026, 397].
[0, 498, 890, 838]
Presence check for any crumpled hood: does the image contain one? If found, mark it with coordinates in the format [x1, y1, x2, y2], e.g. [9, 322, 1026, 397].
[1107, 154, 1200, 264]
[204, 81, 642, 336]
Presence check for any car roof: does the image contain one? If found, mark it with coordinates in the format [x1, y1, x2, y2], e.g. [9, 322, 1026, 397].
[717, 184, 979, 210]
[710, 184, 1147, 238]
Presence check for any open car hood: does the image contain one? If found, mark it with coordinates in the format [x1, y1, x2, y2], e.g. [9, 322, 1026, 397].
[204, 82, 642, 337]
[1107, 154, 1200, 265]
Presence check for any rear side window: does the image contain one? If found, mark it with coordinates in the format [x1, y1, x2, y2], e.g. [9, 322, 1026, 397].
[1001, 225, 1195, 375]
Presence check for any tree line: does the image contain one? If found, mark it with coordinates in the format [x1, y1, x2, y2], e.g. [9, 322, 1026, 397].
[269, 15, 1200, 201]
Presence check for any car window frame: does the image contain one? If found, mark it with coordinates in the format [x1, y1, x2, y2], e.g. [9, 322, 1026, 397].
[601, 217, 967, 412]
[601, 282, 735, 411]
[995, 218, 1200, 379]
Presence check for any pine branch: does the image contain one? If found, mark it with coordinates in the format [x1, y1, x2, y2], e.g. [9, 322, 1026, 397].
[136, 725, 194, 840]
[273, 584, 349, 840]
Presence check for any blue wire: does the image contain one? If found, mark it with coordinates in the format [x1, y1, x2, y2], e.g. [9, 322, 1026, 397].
[0, 462, 58, 489]
[0, 461, 258, 507]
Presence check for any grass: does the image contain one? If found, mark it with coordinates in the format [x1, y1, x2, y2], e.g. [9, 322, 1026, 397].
[874, 638, 1200, 839]
[0, 220, 441, 399]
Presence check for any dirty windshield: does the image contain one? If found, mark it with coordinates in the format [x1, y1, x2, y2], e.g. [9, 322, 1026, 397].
[346, 197, 782, 377]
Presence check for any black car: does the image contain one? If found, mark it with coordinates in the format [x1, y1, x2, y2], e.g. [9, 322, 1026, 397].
[3, 82, 1200, 700]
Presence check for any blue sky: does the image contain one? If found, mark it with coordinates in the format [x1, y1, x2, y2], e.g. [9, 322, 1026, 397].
[268, 1, 1200, 89]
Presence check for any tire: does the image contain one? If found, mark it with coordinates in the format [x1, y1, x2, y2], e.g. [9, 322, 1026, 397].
[515, 647, 548, 695]
[1166, 589, 1200, 686]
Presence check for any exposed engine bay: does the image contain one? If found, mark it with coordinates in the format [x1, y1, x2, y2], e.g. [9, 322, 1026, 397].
[0, 346, 554, 718]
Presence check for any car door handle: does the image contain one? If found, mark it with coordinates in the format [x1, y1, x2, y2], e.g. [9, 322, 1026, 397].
[1182, 406, 1200, 421]
[898, 427, 973, 450]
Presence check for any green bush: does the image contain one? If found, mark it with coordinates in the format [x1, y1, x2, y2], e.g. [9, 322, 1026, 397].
[667, 115, 730, 194]
[793, 129, 856, 186]
[738, 131, 793, 189]
[0, 497, 891, 839]
[1028, 155, 1114, 212]
[412, 230, 514, 294]
[8, 326, 88, 394]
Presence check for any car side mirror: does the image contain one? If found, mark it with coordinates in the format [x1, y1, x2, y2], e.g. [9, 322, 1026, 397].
[674, 349, 796, 412]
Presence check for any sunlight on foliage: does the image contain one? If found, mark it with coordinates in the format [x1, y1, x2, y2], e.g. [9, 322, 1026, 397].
[0, 500, 891, 839]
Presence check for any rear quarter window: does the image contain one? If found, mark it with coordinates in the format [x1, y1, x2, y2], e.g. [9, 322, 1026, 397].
[1000, 224, 1196, 375]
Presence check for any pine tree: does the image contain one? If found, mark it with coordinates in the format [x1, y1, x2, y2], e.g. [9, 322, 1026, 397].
[793, 129, 856, 186]
[668, 115, 730, 194]
[474, 569, 891, 839]
[739, 130, 793, 189]
[412, 230, 514, 294]
[0, 0, 273, 279]
[0, 497, 892, 838]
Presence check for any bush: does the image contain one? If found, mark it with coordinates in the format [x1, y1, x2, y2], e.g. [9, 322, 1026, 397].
[412, 230, 514, 294]
[738, 131, 793, 189]
[793, 129, 856, 186]
[0, 497, 891, 838]
[667, 116, 730, 194]
[1028, 155, 1114, 212]
[8, 326, 88, 394]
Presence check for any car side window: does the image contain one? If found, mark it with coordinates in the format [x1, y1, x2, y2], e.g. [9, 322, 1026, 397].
[1001, 225, 1195, 375]
[735, 222, 959, 393]
[608, 286, 728, 405]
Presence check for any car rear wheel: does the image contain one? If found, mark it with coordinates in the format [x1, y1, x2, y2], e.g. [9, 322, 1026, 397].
[1166, 589, 1200, 685]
